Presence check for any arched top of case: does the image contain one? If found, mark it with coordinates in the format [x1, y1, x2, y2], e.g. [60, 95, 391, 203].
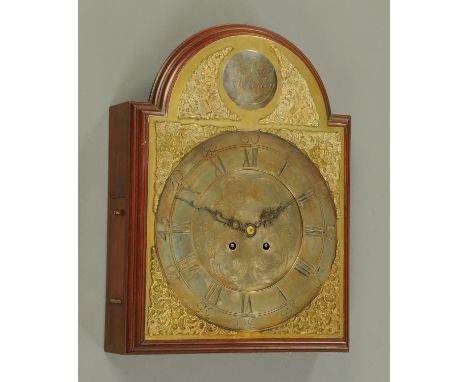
[148, 24, 332, 122]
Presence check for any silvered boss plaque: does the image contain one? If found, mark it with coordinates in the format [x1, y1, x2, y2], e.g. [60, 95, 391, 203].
[223, 50, 277, 110]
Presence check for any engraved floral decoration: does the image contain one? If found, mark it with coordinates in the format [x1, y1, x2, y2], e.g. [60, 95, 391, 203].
[260, 45, 319, 127]
[147, 121, 343, 337]
[177, 47, 240, 121]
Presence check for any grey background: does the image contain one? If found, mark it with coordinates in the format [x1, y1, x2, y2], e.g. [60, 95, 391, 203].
[79, 0, 389, 381]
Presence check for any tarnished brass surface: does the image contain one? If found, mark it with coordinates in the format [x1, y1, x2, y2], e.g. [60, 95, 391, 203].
[144, 35, 345, 339]
[223, 51, 277, 110]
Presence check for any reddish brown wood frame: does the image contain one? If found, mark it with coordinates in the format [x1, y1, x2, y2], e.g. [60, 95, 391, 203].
[105, 24, 350, 354]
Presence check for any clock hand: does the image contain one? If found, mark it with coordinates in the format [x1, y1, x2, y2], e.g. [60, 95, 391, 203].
[175, 196, 248, 235]
[254, 197, 296, 228]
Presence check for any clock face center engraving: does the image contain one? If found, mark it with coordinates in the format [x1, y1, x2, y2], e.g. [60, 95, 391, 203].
[223, 50, 277, 110]
[192, 169, 302, 292]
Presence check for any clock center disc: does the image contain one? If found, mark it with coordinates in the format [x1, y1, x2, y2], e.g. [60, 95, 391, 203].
[192, 169, 303, 292]
[245, 224, 256, 237]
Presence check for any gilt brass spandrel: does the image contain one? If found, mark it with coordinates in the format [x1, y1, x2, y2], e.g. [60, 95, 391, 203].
[259, 45, 320, 127]
[177, 47, 240, 121]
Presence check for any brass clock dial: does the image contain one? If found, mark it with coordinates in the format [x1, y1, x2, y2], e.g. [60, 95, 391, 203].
[156, 131, 337, 331]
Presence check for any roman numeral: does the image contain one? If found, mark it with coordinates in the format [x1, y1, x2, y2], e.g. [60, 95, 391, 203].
[325, 225, 337, 241]
[277, 286, 288, 302]
[156, 221, 191, 239]
[297, 190, 314, 205]
[171, 221, 191, 234]
[241, 294, 253, 314]
[169, 170, 183, 189]
[205, 281, 222, 305]
[243, 147, 258, 167]
[210, 155, 226, 176]
[278, 161, 288, 177]
[305, 226, 324, 237]
[156, 231, 167, 241]
[236, 316, 256, 330]
[178, 255, 199, 278]
[156, 218, 169, 241]
[294, 258, 313, 278]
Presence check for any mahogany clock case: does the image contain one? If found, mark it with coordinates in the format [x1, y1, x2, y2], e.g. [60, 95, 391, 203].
[105, 24, 350, 354]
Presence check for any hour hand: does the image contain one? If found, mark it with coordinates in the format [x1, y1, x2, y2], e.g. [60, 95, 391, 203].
[175, 196, 198, 209]
[201, 207, 248, 235]
[254, 198, 295, 228]
[176, 196, 223, 221]
[175, 196, 246, 234]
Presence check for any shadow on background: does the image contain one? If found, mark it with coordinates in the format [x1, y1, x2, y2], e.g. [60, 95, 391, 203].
[105, 351, 319, 382]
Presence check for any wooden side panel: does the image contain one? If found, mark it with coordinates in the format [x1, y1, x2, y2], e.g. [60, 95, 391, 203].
[105, 102, 132, 354]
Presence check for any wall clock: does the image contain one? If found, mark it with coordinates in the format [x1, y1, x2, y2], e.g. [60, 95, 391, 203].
[105, 24, 350, 353]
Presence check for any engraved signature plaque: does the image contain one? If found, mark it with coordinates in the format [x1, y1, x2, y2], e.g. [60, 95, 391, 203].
[223, 50, 277, 110]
